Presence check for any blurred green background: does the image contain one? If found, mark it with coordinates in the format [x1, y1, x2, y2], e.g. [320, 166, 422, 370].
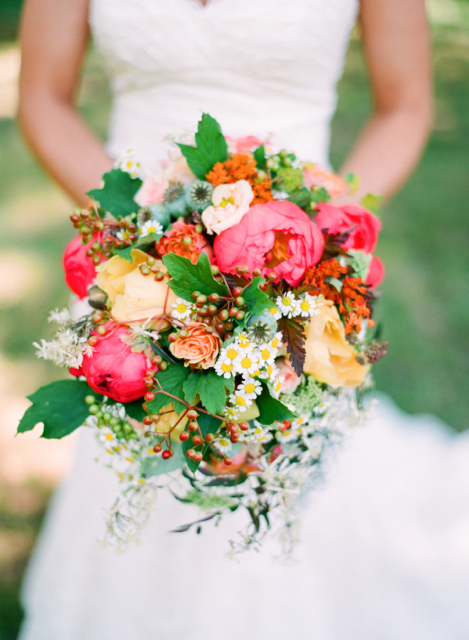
[0, 1, 468, 638]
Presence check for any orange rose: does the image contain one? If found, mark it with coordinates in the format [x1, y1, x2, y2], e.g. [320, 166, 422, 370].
[169, 322, 221, 369]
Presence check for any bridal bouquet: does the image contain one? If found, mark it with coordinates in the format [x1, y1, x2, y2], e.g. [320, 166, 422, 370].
[18, 114, 386, 553]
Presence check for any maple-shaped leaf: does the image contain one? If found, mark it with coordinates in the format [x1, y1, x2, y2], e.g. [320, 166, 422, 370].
[278, 317, 306, 377]
[87, 168, 142, 218]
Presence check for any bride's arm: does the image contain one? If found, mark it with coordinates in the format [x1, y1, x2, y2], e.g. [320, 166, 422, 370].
[340, 0, 432, 200]
[18, 0, 113, 206]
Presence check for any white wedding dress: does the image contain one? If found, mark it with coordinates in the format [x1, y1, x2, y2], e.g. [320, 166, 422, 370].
[19, 1, 469, 639]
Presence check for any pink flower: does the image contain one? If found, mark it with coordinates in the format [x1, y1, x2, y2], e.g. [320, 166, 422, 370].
[366, 256, 385, 288]
[316, 203, 381, 253]
[303, 164, 346, 199]
[82, 323, 155, 403]
[226, 136, 265, 154]
[277, 358, 302, 394]
[63, 234, 103, 299]
[135, 175, 166, 207]
[213, 200, 324, 286]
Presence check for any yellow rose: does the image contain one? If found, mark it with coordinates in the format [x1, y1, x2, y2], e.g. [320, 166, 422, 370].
[304, 300, 368, 387]
[96, 249, 176, 325]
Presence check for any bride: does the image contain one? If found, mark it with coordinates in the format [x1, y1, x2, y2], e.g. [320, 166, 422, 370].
[17, 0, 469, 638]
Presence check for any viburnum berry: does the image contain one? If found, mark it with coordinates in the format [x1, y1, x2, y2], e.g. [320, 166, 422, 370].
[168, 332, 178, 343]
[70, 213, 80, 224]
[144, 369, 154, 378]
[232, 286, 243, 298]
[188, 422, 198, 432]
[228, 308, 238, 318]
[208, 293, 219, 303]
[127, 222, 137, 233]
[180, 432, 189, 442]
[227, 423, 237, 432]
[187, 409, 198, 420]
[154, 272, 165, 282]
[92, 312, 103, 324]
[267, 270, 278, 281]
[194, 452, 203, 463]
[224, 457, 232, 466]
[215, 323, 225, 334]
[240, 422, 249, 431]
[145, 391, 155, 402]
[205, 433, 214, 443]
[143, 416, 153, 426]
[192, 435, 202, 446]
[252, 268, 262, 277]
[162, 449, 173, 460]
[151, 355, 162, 365]
[143, 377, 153, 387]
[235, 265, 249, 275]
[210, 265, 219, 276]
[235, 310, 245, 321]
[86, 249, 94, 258]
[186, 449, 196, 459]
[218, 309, 229, 322]
[159, 361, 168, 371]
[192, 290, 201, 300]
[224, 333, 233, 340]
[92, 256, 102, 266]
[230, 435, 239, 444]
[151, 414, 160, 423]
[195, 294, 208, 308]
[207, 304, 218, 316]
[234, 296, 245, 307]
[153, 444, 162, 453]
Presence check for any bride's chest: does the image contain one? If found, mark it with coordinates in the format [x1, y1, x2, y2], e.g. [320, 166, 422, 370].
[90, 0, 358, 83]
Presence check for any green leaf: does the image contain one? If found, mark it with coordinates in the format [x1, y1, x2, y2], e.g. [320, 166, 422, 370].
[324, 276, 343, 292]
[146, 363, 188, 415]
[124, 400, 146, 423]
[163, 251, 229, 300]
[256, 384, 296, 426]
[177, 113, 228, 180]
[116, 232, 162, 262]
[183, 371, 233, 416]
[287, 187, 314, 209]
[197, 412, 224, 438]
[242, 276, 272, 317]
[309, 186, 331, 204]
[18, 380, 101, 439]
[87, 169, 142, 218]
[141, 440, 186, 477]
[278, 316, 306, 377]
[360, 193, 383, 215]
[182, 441, 209, 474]
[253, 144, 266, 169]
[345, 173, 360, 195]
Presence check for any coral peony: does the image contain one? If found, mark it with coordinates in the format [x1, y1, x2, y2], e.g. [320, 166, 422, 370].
[202, 180, 254, 235]
[96, 249, 176, 325]
[170, 322, 221, 369]
[316, 203, 381, 254]
[214, 200, 324, 286]
[82, 323, 156, 402]
[304, 300, 368, 387]
[366, 256, 385, 288]
[157, 221, 213, 265]
[63, 234, 103, 299]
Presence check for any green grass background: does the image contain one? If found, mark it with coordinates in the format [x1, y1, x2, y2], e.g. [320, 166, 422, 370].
[0, 1, 468, 637]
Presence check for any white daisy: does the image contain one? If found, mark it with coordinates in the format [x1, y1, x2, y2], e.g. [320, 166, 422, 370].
[214, 359, 235, 378]
[260, 362, 279, 381]
[214, 437, 232, 454]
[233, 352, 260, 377]
[252, 425, 273, 443]
[118, 149, 142, 179]
[140, 219, 163, 237]
[223, 406, 239, 420]
[268, 305, 282, 321]
[237, 332, 252, 349]
[238, 377, 262, 400]
[256, 343, 277, 366]
[270, 332, 282, 350]
[296, 293, 323, 318]
[171, 298, 193, 320]
[229, 391, 253, 413]
[276, 294, 300, 318]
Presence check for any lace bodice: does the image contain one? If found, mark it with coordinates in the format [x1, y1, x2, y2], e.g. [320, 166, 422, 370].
[89, 0, 358, 173]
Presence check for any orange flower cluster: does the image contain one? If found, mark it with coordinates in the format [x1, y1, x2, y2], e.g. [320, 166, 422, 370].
[206, 153, 273, 205]
[157, 222, 208, 265]
[304, 259, 371, 334]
